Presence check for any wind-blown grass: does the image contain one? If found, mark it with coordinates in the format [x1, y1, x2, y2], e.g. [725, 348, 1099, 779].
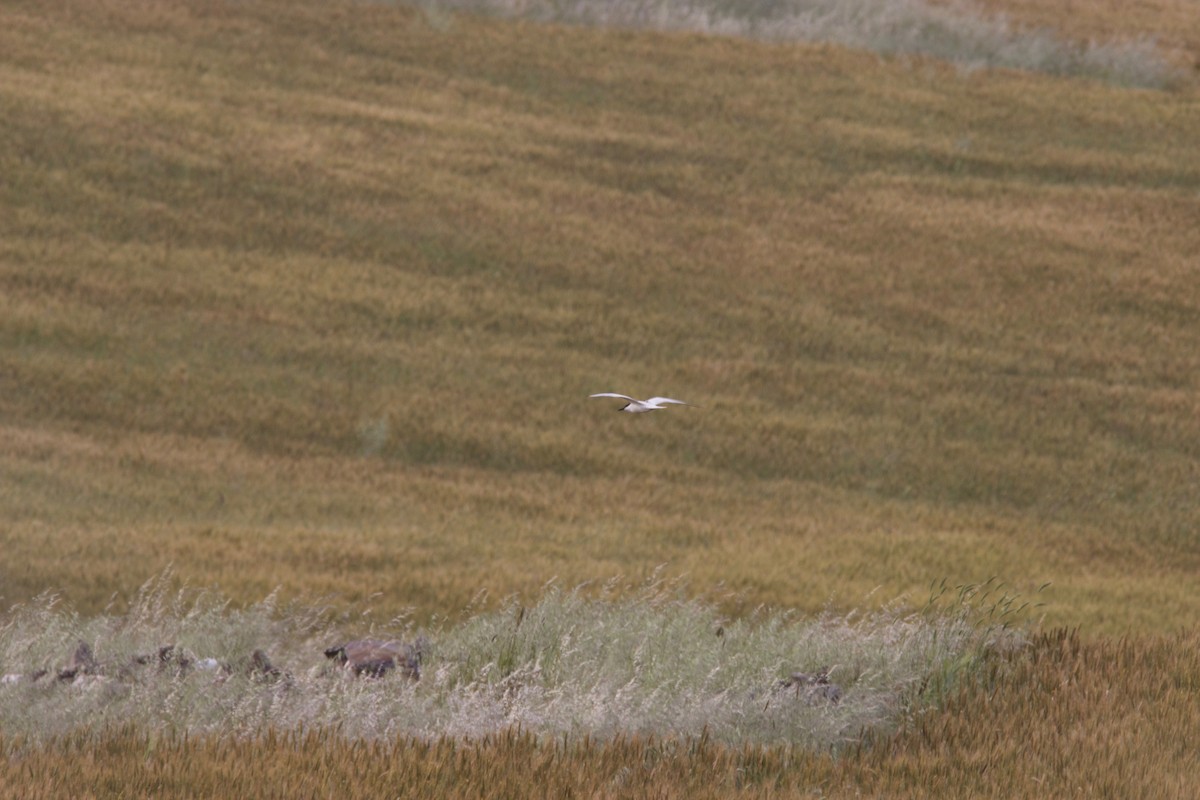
[2, 627, 1198, 798]
[1, 1, 1198, 793]
[3, 0, 1199, 634]
[419, 0, 1180, 86]
[0, 576, 1017, 748]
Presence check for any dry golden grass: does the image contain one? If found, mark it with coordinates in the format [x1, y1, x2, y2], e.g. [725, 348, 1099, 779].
[3, 0, 1200, 794]
[3, 0, 1198, 634]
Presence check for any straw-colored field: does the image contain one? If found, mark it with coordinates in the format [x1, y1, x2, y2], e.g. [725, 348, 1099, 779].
[1, 0, 1198, 796]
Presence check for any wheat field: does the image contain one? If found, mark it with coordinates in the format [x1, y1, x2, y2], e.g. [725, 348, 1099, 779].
[1, 0, 1199, 795]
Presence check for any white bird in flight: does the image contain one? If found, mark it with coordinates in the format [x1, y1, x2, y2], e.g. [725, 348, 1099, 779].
[589, 393, 692, 414]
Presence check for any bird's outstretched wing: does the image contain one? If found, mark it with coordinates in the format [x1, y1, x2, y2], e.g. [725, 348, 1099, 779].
[647, 397, 689, 406]
[589, 393, 637, 402]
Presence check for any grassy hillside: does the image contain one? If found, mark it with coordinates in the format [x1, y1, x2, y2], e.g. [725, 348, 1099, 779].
[3, 0, 1200, 635]
[3, 0, 1200, 795]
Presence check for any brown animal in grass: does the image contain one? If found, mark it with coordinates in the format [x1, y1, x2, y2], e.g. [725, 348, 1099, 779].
[56, 641, 101, 682]
[323, 638, 424, 680]
[779, 667, 843, 705]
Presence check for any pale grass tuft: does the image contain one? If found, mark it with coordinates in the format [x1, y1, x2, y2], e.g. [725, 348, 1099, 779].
[2, 628, 1198, 797]
[421, 0, 1180, 86]
[0, 575, 1018, 748]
